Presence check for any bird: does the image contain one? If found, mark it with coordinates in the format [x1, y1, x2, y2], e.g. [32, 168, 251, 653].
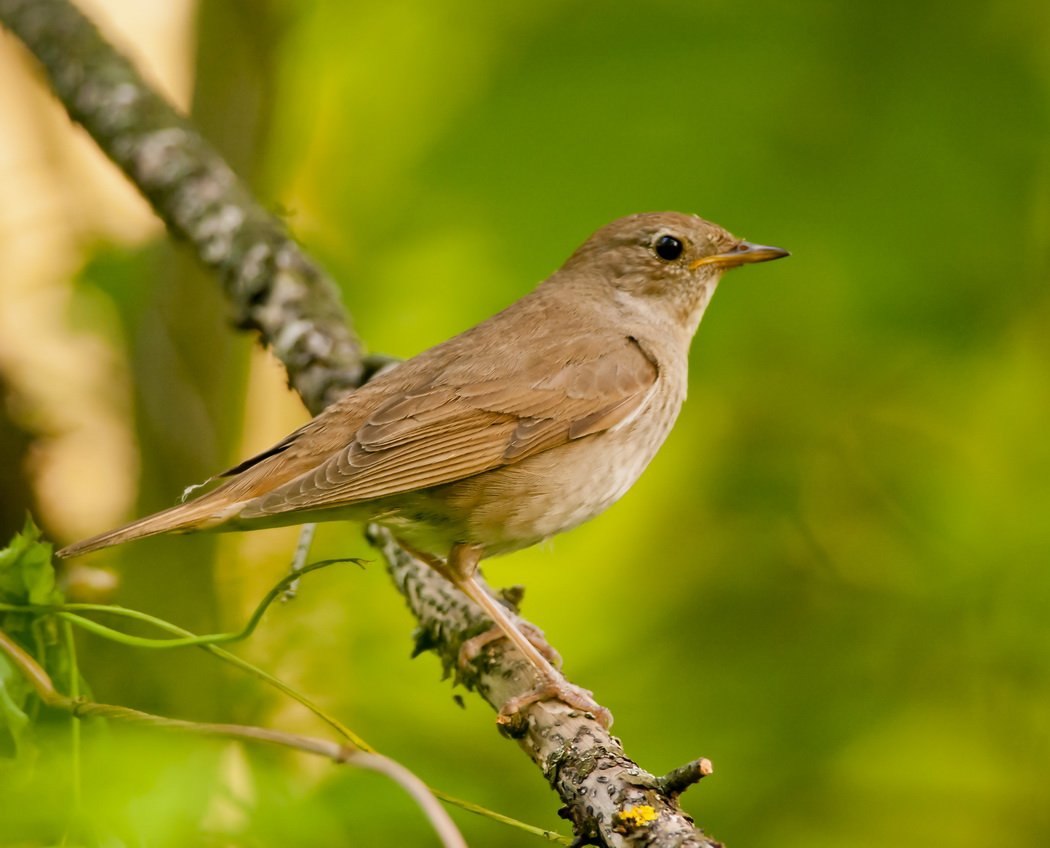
[58, 211, 789, 726]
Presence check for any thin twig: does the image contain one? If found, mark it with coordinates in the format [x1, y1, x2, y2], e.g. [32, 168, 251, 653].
[656, 759, 715, 799]
[0, 557, 361, 649]
[0, 627, 467, 848]
[282, 523, 318, 601]
[4, 582, 568, 842]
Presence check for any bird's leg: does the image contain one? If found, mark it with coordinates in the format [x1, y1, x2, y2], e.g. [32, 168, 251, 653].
[447, 544, 560, 674]
[444, 543, 612, 728]
[397, 541, 560, 666]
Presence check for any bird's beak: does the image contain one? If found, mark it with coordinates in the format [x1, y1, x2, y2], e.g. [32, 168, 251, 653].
[690, 241, 791, 271]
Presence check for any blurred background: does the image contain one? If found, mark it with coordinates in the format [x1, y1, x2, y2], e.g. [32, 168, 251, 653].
[1, 0, 1048, 845]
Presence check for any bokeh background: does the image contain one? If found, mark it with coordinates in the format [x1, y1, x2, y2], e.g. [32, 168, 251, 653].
[1, 0, 1048, 845]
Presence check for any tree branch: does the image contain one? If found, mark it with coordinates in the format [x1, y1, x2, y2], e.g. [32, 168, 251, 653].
[0, 0, 362, 414]
[373, 527, 719, 847]
[0, 1, 722, 844]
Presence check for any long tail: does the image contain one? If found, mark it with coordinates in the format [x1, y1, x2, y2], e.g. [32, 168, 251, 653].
[57, 495, 241, 559]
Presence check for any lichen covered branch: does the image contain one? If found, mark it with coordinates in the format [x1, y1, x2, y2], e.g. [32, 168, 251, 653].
[0, 0, 362, 413]
[373, 526, 721, 847]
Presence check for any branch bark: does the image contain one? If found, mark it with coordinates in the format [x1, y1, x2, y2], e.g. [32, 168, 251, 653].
[0, 1, 722, 844]
[0, 0, 362, 414]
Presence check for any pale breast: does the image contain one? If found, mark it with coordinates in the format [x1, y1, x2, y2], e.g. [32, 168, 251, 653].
[376, 367, 687, 557]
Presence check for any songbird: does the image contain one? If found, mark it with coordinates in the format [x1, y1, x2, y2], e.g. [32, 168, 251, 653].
[59, 211, 789, 725]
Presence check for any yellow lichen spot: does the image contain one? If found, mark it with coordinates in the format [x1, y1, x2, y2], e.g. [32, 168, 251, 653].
[615, 804, 659, 829]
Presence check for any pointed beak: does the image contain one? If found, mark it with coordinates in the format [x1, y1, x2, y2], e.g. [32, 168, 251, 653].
[690, 241, 791, 271]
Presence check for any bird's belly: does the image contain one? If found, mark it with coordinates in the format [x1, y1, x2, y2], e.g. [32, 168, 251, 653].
[481, 437, 653, 548]
[392, 395, 683, 556]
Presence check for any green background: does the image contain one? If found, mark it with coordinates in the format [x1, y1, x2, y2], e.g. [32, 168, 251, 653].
[3, 0, 1049, 845]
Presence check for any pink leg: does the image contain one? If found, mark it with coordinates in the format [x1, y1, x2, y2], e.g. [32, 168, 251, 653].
[445, 543, 612, 728]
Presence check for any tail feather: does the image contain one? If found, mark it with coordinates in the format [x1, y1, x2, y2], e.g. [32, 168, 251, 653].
[57, 496, 241, 558]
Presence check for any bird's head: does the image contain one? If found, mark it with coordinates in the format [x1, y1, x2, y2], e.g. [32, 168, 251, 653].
[559, 211, 789, 335]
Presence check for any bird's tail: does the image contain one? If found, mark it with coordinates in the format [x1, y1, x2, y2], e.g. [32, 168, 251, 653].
[57, 495, 241, 559]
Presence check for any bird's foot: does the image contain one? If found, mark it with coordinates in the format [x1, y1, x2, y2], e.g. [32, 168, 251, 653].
[497, 677, 613, 729]
[458, 624, 611, 728]
[459, 621, 562, 669]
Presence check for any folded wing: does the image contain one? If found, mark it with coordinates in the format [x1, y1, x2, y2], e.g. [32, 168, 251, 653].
[238, 335, 658, 518]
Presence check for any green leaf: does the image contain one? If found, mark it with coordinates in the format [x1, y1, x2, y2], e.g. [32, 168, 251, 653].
[0, 516, 59, 606]
[0, 516, 65, 760]
[0, 653, 32, 757]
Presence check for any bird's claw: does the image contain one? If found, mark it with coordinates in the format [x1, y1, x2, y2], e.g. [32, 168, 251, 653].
[459, 621, 562, 669]
[497, 679, 613, 729]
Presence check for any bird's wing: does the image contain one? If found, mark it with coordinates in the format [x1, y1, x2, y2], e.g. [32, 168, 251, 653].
[237, 335, 658, 517]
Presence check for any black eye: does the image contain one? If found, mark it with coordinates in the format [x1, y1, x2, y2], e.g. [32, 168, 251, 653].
[654, 234, 684, 261]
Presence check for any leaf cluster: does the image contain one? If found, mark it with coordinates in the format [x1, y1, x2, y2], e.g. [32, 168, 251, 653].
[0, 519, 73, 759]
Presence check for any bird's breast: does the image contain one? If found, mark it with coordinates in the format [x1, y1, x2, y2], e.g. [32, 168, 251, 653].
[444, 370, 687, 555]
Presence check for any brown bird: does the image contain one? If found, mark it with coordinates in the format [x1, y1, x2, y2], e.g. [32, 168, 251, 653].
[59, 211, 788, 724]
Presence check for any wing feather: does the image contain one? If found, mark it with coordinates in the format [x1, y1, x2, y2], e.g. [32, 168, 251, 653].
[238, 335, 659, 518]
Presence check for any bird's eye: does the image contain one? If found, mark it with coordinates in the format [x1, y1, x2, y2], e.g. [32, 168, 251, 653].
[654, 234, 684, 261]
